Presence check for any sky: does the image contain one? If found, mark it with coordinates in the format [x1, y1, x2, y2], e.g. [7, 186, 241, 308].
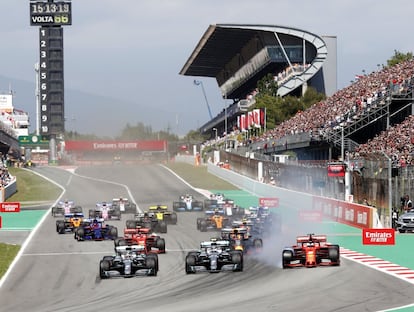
[1, 0, 413, 138]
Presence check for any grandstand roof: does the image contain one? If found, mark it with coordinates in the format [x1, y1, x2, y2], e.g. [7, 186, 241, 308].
[179, 24, 258, 78]
[179, 23, 324, 78]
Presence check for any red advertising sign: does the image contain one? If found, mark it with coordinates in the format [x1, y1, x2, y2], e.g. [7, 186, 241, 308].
[327, 164, 345, 177]
[362, 228, 395, 245]
[0, 202, 21, 212]
[64, 140, 167, 151]
[0, 216, 2, 228]
[299, 210, 323, 222]
[313, 196, 373, 229]
[259, 197, 279, 208]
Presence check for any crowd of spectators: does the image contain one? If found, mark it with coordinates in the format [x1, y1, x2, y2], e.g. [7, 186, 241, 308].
[247, 58, 414, 165]
[274, 63, 310, 85]
[0, 165, 11, 188]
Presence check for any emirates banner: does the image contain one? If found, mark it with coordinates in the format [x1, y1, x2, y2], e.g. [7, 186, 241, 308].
[362, 228, 395, 245]
[327, 164, 346, 177]
[65, 140, 167, 151]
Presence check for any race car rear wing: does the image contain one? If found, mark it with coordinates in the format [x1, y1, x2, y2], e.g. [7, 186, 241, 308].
[149, 205, 168, 210]
[200, 240, 230, 249]
[116, 245, 145, 253]
[296, 234, 327, 244]
[124, 228, 151, 235]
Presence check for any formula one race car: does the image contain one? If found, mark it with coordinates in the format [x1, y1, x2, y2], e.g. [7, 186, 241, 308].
[99, 244, 158, 278]
[74, 218, 118, 241]
[89, 202, 121, 220]
[111, 197, 137, 214]
[56, 213, 85, 234]
[51, 200, 83, 217]
[245, 206, 281, 236]
[185, 239, 243, 274]
[220, 227, 263, 254]
[148, 205, 178, 225]
[125, 212, 168, 233]
[173, 194, 204, 212]
[116, 228, 166, 254]
[282, 234, 340, 268]
[196, 209, 230, 232]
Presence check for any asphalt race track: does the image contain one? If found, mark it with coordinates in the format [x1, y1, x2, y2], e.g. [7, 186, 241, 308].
[0, 164, 413, 312]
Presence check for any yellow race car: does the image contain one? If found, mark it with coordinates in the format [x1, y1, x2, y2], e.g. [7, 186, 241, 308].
[148, 205, 178, 225]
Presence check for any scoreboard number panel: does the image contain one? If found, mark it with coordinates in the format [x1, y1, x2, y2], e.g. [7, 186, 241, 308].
[39, 26, 65, 135]
[30, 1, 72, 26]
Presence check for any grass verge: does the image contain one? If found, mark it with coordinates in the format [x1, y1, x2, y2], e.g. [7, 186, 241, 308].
[6, 167, 62, 204]
[165, 162, 239, 191]
[1, 167, 61, 279]
[0, 243, 20, 279]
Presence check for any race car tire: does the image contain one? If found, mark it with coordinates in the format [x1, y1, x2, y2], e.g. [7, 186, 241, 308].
[88, 209, 95, 219]
[192, 201, 204, 211]
[147, 254, 159, 272]
[282, 250, 293, 268]
[143, 222, 153, 231]
[100, 260, 110, 279]
[76, 227, 85, 241]
[103, 256, 113, 263]
[170, 212, 178, 225]
[57, 221, 65, 234]
[200, 220, 207, 232]
[126, 220, 137, 229]
[196, 218, 203, 230]
[109, 226, 118, 239]
[253, 239, 263, 251]
[398, 229, 406, 233]
[231, 251, 243, 272]
[74, 206, 83, 214]
[158, 221, 167, 233]
[173, 202, 181, 212]
[114, 238, 127, 247]
[146, 257, 157, 276]
[328, 245, 340, 264]
[51, 207, 57, 217]
[185, 255, 197, 274]
[128, 203, 137, 214]
[156, 238, 166, 253]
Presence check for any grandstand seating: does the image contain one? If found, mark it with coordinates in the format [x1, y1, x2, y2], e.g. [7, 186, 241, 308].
[240, 58, 414, 164]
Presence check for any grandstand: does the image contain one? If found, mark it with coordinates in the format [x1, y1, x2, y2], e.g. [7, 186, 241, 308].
[180, 24, 337, 144]
[0, 92, 27, 161]
[181, 24, 414, 163]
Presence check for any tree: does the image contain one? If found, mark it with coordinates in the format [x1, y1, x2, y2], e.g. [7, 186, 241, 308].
[387, 50, 413, 67]
[253, 86, 325, 129]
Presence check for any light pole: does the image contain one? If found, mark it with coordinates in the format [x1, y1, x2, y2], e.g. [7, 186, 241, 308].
[193, 80, 213, 120]
[224, 94, 228, 150]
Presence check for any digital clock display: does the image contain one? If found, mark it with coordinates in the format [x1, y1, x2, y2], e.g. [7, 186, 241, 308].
[30, 1, 72, 26]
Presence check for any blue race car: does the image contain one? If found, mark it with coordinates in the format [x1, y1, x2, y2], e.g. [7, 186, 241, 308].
[173, 194, 203, 212]
[74, 218, 118, 241]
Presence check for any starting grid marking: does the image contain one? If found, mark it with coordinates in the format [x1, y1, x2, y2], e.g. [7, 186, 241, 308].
[340, 247, 414, 284]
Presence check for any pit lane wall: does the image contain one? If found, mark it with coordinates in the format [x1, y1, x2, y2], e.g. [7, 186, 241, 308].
[207, 162, 382, 229]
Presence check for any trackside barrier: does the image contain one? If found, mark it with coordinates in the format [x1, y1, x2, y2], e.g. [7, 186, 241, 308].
[173, 154, 198, 165]
[0, 175, 17, 202]
[207, 161, 381, 229]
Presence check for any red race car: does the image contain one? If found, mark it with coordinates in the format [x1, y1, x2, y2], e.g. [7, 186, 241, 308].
[282, 234, 340, 268]
[115, 228, 166, 254]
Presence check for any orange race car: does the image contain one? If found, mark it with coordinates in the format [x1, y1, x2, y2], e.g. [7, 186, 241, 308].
[282, 234, 340, 268]
[196, 209, 230, 232]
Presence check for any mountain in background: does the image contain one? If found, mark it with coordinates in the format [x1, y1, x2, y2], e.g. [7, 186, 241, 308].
[0, 75, 176, 138]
